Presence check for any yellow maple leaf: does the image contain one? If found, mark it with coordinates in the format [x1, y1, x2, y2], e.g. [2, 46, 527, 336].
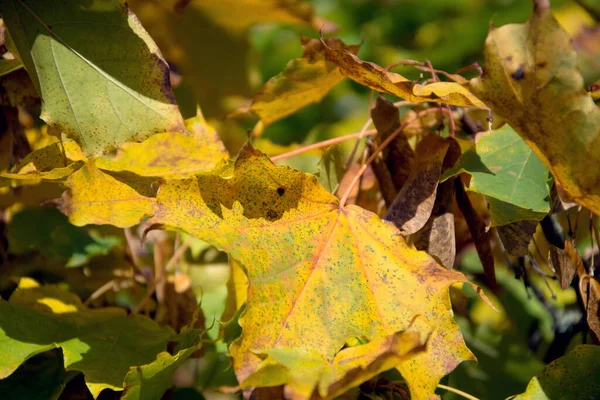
[148, 144, 487, 399]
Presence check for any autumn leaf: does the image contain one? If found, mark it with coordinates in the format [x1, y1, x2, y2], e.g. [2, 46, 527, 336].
[322, 38, 487, 108]
[385, 134, 450, 236]
[1, 0, 187, 156]
[441, 125, 550, 227]
[59, 161, 155, 227]
[96, 116, 228, 179]
[0, 279, 174, 398]
[496, 220, 537, 258]
[469, 2, 600, 215]
[315, 145, 345, 194]
[148, 144, 486, 399]
[236, 37, 360, 127]
[0, 141, 84, 187]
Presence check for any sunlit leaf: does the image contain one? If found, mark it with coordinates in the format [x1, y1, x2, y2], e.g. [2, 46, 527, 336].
[148, 144, 487, 399]
[59, 161, 155, 227]
[514, 345, 600, 400]
[0, 280, 174, 398]
[96, 116, 228, 179]
[469, 4, 600, 215]
[1, 0, 186, 156]
[441, 125, 550, 226]
[238, 37, 360, 126]
[322, 38, 487, 108]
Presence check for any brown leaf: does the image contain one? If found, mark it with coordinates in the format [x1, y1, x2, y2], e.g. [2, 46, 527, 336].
[412, 138, 461, 269]
[497, 220, 538, 258]
[370, 96, 414, 193]
[548, 240, 583, 290]
[580, 277, 600, 344]
[384, 134, 449, 236]
[455, 178, 496, 287]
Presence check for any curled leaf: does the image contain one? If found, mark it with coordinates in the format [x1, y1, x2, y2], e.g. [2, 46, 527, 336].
[322, 38, 487, 108]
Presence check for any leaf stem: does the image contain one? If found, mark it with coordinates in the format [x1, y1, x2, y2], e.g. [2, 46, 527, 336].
[270, 129, 377, 162]
[339, 108, 441, 208]
[437, 384, 480, 400]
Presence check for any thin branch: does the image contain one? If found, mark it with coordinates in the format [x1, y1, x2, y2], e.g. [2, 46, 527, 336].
[83, 279, 119, 306]
[165, 237, 192, 272]
[437, 384, 480, 400]
[270, 129, 377, 162]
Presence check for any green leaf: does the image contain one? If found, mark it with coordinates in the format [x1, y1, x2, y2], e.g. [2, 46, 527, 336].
[0, 281, 174, 397]
[0, 0, 186, 156]
[0, 349, 70, 400]
[7, 208, 121, 267]
[0, 58, 22, 77]
[122, 306, 204, 400]
[315, 145, 345, 194]
[441, 125, 550, 226]
[514, 345, 600, 400]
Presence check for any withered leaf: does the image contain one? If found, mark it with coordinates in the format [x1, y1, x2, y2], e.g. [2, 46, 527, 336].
[455, 178, 496, 287]
[548, 240, 583, 290]
[384, 134, 449, 236]
[370, 96, 414, 194]
[497, 220, 538, 258]
[412, 138, 461, 269]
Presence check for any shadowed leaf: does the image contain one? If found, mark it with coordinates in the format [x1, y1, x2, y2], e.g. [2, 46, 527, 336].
[148, 144, 487, 399]
[469, 4, 600, 215]
[1, 0, 186, 156]
[441, 125, 550, 226]
[385, 134, 449, 236]
[497, 220, 538, 258]
[0, 279, 174, 398]
[315, 145, 345, 194]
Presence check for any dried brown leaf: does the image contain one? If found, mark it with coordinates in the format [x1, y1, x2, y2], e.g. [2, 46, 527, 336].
[384, 134, 449, 236]
[497, 220, 538, 258]
[548, 240, 583, 290]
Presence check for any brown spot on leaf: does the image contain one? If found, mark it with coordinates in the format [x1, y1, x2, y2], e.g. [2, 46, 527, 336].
[511, 66, 525, 80]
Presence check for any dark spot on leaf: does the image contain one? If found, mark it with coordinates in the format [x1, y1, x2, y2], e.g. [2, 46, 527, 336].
[536, 61, 547, 68]
[506, 56, 513, 61]
[511, 66, 525, 81]
[277, 187, 285, 196]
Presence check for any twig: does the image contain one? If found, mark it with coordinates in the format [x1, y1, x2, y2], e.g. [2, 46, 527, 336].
[339, 108, 440, 207]
[437, 384, 480, 400]
[165, 237, 192, 272]
[83, 279, 119, 306]
[124, 228, 143, 272]
[270, 129, 377, 162]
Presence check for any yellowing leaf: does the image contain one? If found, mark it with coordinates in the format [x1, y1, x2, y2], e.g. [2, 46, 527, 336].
[0, 141, 85, 187]
[243, 328, 425, 399]
[60, 161, 155, 227]
[148, 144, 485, 399]
[322, 38, 487, 108]
[96, 116, 228, 178]
[239, 37, 360, 126]
[469, 4, 600, 215]
[1, 0, 187, 156]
